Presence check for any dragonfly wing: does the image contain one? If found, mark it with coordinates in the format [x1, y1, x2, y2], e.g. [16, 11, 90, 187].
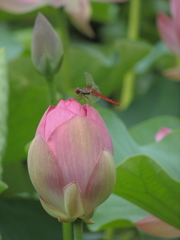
[84, 72, 94, 86]
[88, 94, 100, 103]
[84, 72, 101, 92]
[92, 83, 101, 94]
[84, 72, 101, 102]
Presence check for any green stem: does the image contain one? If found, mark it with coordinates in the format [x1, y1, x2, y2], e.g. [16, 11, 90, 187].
[176, 55, 180, 67]
[73, 219, 83, 240]
[46, 75, 57, 105]
[127, 0, 141, 40]
[62, 223, 72, 240]
[121, 0, 141, 109]
[104, 228, 114, 240]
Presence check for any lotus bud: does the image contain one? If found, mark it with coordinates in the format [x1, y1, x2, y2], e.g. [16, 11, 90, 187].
[31, 13, 63, 77]
[28, 99, 116, 223]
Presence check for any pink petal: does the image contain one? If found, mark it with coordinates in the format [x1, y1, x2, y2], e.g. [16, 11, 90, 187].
[36, 105, 55, 137]
[155, 127, 172, 142]
[0, 0, 46, 13]
[64, 0, 94, 38]
[47, 115, 111, 193]
[171, 0, 180, 33]
[85, 104, 108, 128]
[43, 106, 76, 140]
[57, 99, 87, 117]
[84, 104, 113, 153]
[49, 0, 67, 7]
[157, 13, 180, 55]
[28, 134, 65, 212]
[69, 17, 94, 39]
[135, 215, 180, 238]
[65, 0, 91, 19]
[0, 0, 67, 13]
[84, 149, 116, 213]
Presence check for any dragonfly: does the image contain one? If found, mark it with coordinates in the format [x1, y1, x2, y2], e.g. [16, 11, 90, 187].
[75, 72, 120, 106]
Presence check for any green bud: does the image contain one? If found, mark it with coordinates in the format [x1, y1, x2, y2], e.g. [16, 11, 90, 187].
[31, 13, 63, 77]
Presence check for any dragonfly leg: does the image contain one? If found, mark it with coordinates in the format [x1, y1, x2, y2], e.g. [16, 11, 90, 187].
[76, 92, 86, 103]
[76, 93, 91, 105]
[84, 95, 91, 105]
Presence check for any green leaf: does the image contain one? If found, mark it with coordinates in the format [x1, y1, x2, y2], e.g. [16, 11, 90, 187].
[113, 155, 180, 229]
[0, 29, 24, 61]
[90, 110, 180, 231]
[91, 2, 119, 23]
[0, 199, 62, 240]
[0, 48, 8, 193]
[2, 58, 49, 164]
[89, 194, 148, 232]
[114, 40, 151, 79]
[120, 76, 180, 127]
[141, 131, 180, 182]
[135, 42, 169, 75]
[0, 181, 8, 194]
[129, 115, 180, 145]
[2, 161, 35, 198]
[98, 108, 140, 165]
[99, 109, 180, 181]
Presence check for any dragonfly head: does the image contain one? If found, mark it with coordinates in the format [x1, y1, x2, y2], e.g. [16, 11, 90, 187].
[75, 88, 80, 94]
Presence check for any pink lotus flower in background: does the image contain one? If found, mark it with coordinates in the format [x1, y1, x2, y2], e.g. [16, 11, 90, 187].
[28, 99, 116, 223]
[135, 215, 180, 238]
[157, 0, 180, 55]
[0, 0, 127, 13]
[0, 0, 128, 37]
[155, 127, 172, 142]
[0, 0, 66, 13]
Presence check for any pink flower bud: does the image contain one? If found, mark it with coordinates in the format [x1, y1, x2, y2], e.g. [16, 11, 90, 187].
[28, 99, 116, 223]
[31, 13, 63, 77]
[157, 0, 180, 55]
[155, 127, 172, 142]
[135, 215, 180, 238]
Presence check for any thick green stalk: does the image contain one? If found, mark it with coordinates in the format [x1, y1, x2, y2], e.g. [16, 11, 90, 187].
[176, 55, 180, 67]
[46, 75, 57, 106]
[62, 223, 72, 240]
[121, 0, 141, 109]
[104, 228, 114, 240]
[127, 0, 141, 40]
[73, 219, 83, 240]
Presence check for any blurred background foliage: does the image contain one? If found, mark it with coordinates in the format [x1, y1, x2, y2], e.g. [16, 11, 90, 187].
[0, 0, 180, 239]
